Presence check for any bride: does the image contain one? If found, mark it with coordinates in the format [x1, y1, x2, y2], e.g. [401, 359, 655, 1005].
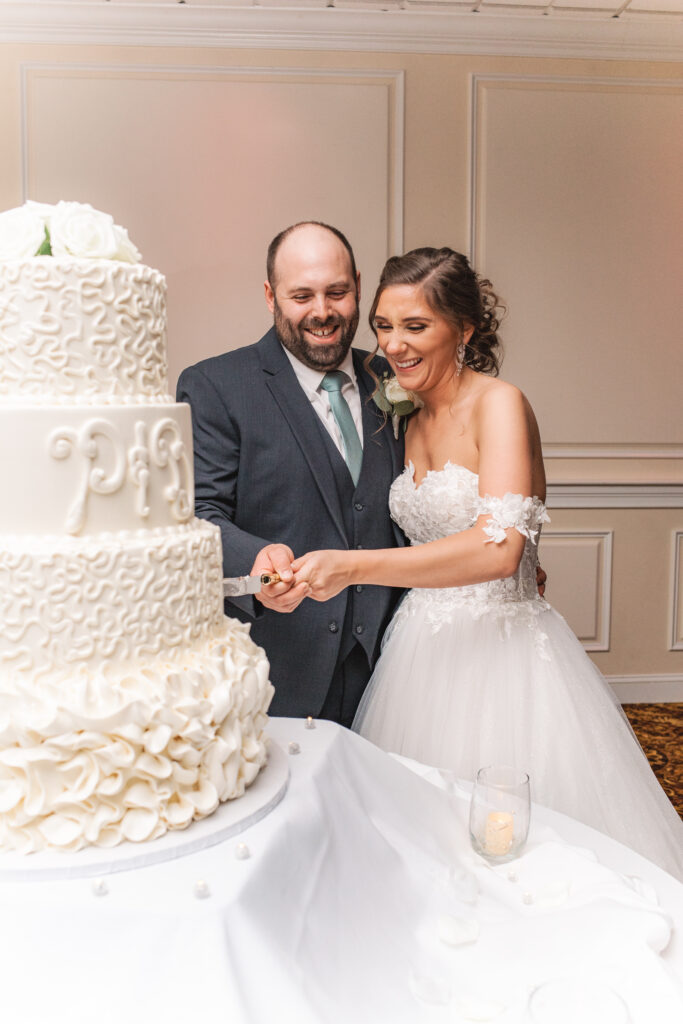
[293, 246, 683, 880]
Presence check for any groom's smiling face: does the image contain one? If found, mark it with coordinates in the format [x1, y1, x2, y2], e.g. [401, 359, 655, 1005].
[265, 224, 360, 371]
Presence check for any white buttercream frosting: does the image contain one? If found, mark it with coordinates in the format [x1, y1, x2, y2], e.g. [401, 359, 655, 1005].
[0, 404, 194, 536]
[0, 522, 224, 675]
[0, 621, 273, 852]
[0, 243, 274, 852]
[0, 259, 168, 404]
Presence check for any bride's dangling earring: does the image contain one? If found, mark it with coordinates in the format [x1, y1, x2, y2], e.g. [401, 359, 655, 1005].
[456, 340, 466, 376]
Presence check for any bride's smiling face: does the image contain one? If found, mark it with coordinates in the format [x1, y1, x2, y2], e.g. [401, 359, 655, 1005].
[373, 284, 473, 394]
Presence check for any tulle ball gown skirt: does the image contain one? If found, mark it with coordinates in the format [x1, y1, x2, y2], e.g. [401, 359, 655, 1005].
[353, 591, 683, 881]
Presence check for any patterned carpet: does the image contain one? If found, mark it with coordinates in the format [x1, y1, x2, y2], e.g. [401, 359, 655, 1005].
[623, 703, 683, 819]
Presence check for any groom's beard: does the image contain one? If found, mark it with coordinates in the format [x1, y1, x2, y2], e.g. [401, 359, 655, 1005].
[274, 299, 359, 371]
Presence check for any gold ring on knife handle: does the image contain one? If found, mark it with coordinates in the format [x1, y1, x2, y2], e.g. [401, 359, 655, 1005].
[260, 572, 281, 586]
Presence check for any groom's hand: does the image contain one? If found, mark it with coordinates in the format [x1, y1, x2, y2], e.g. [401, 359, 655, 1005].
[251, 544, 308, 613]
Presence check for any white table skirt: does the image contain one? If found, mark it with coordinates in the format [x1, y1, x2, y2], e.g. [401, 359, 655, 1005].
[1, 717, 682, 1024]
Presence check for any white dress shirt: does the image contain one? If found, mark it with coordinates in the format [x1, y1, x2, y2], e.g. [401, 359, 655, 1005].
[283, 346, 364, 456]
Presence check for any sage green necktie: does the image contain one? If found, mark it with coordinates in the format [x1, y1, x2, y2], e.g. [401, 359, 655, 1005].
[320, 371, 363, 486]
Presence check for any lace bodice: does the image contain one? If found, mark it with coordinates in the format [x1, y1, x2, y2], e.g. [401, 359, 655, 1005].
[388, 462, 551, 652]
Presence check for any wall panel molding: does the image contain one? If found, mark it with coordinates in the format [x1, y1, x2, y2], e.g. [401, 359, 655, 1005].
[19, 61, 404, 380]
[469, 73, 683, 267]
[540, 530, 613, 650]
[672, 531, 683, 651]
[20, 62, 405, 257]
[547, 485, 683, 509]
[543, 444, 683, 496]
[609, 674, 683, 703]
[543, 444, 683, 460]
[469, 73, 683, 471]
[1, 4, 682, 62]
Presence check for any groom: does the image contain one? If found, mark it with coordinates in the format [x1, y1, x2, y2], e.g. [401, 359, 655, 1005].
[177, 222, 405, 726]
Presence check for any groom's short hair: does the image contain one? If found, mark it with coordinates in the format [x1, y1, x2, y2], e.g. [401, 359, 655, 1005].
[266, 221, 358, 290]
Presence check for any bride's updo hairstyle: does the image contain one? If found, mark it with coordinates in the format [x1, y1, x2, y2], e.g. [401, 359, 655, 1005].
[369, 247, 504, 376]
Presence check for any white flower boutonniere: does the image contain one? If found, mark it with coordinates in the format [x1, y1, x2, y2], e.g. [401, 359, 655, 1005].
[372, 374, 424, 439]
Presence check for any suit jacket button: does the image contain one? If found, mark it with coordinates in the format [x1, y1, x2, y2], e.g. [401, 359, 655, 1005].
[328, 621, 338, 633]
[355, 624, 364, 635]
[354, 502, 364, 511]
[356, 585, 363, 593]
[356, 544, 363, 549]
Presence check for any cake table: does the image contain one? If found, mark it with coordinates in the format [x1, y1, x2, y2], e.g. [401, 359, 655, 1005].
[1, 717, 682, 1023]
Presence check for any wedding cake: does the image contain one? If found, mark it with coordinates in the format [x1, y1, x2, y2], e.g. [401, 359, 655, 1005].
[0, 201, 274, 852]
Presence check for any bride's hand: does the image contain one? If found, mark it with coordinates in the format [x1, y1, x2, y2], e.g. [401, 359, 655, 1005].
[292, 550, 354, 602]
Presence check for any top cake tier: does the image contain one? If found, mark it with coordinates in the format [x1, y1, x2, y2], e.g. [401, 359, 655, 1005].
[0, 259, 170, 404]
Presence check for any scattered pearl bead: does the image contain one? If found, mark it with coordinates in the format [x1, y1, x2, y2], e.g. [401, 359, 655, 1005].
[507, 870, 518, 883]
[193, 880, 210, 899]
[235, 842, 251, 861]
[288, 741, 301, 755]
[91, 878, 109, 897]
[304, 716, 316, 730]
[522, 891, 534, 905]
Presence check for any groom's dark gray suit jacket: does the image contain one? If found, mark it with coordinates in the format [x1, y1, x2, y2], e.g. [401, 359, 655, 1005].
[177, 327, 405, 718]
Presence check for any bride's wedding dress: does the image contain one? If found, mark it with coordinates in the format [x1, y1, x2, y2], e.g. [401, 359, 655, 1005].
[353, 461, 683, 879]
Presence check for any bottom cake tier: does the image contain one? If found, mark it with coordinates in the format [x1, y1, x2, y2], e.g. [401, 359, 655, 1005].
[0, 620, 274, 852]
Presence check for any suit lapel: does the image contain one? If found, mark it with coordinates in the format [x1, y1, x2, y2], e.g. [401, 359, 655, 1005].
[354, 351, 407, 548]
[258, 330, 348, 546]
[354, 350, 405, 482]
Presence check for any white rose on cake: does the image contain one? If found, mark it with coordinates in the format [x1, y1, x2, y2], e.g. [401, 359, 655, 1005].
[0, 206, 47, 260]
[0, 200, 142, 263]
[24, 199, 58, 223]
[50, 201, 138, 261]
[111, 223, 142, 264]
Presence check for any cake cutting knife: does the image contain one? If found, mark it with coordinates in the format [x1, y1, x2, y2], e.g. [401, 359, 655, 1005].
[223, 572, 282, 597]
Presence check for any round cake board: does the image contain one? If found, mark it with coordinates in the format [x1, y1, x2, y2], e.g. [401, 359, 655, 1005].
[0, 738, 289, 882]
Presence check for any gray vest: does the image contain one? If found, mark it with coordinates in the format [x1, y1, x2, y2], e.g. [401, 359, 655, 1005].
[312, 395, 402, 664]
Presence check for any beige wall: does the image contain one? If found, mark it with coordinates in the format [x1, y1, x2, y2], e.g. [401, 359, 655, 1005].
[1, 40, 681, 696]
[17, 61, 403, 379]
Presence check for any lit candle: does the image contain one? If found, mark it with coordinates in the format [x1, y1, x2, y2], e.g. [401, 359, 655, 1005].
[484, 811, 514, 856]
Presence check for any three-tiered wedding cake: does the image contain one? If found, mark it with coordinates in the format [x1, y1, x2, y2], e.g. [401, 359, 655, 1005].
[0, 201, 273, 852]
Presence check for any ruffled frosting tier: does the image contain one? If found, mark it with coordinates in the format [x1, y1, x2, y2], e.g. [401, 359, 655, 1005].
[0, 620, 274, 852]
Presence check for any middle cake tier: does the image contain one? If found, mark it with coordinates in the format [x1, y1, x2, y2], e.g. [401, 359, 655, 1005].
[0, 403, 194, 536]
[0, 520, 226, 676]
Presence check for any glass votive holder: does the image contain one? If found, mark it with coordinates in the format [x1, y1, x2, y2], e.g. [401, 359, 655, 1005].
[469, 765, 530, 863]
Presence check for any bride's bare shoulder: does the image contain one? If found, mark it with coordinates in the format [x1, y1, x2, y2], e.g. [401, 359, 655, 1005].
[473, 378, 542, 443]
[472, 376, 530, 419]
[473, 377, 545, 493]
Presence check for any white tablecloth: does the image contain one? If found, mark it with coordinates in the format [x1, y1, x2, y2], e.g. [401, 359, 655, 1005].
[1, 717, 682, 1023]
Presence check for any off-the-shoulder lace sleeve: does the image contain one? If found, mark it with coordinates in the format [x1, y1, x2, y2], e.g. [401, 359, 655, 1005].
[478, 493, 550, 545]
